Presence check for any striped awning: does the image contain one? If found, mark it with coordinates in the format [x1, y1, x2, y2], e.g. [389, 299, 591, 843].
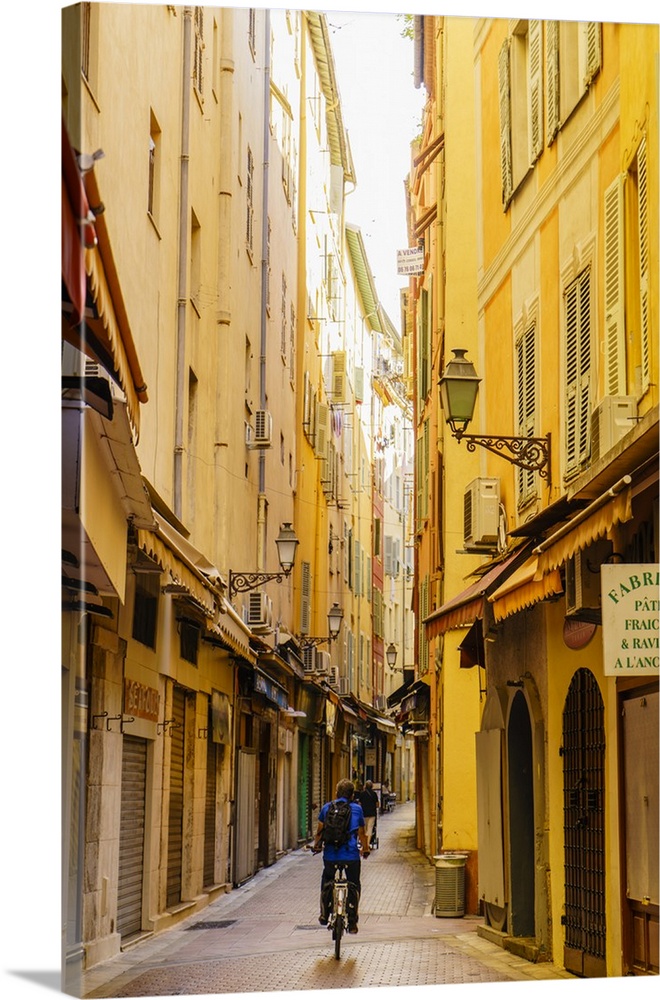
[137, 516, 222, 616]
[535, 478, 633, 576]
[489, 556, 563, 622]
[424, 547, 528, 639]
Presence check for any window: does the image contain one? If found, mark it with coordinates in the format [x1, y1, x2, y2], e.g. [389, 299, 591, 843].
[280, 274, 287, 357]
[632, 137, 650, 394]
[132, 574, 159, 648]
[246, 146, 254, 254]
[289, 303, 296, 385]
[248, 8, 256, 59]
[564, 268, 593, 476]
[546, 21, 602, 140]
[187, 368, 198, 516]
[190, 209, 201, 312]
[603, 175, 626, 396]
[498, 20, 543, 206]
[300, 561, 311, 633]
[147, 113, 161, 222]
[418, 282, 432, 402]
[193, 6, 204, 98]
[179, 618, 200, 665]
[516, 320, 539, 504]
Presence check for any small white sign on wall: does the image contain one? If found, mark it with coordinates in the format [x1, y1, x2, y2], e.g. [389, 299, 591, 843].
[601, 564, 660, 676]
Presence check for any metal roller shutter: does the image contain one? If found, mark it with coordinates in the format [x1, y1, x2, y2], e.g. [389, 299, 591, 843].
[204, 738, 217, 887]
[117, 736, 147, 938]
[166, 686, 185, 908]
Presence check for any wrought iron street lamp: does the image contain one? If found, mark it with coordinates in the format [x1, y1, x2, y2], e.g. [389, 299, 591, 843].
[296, 603, 344, 648]
[386, 642, 398, 668]
[228, 523, 299, 598]
[438, 348, 550, 477]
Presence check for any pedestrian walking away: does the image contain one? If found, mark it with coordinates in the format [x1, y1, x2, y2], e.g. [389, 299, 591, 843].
[313, 778, 370, 934]
[357, 779, 379, 847]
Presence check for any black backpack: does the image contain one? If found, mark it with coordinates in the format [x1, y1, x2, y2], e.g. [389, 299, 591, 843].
[321, 798, 352, 847]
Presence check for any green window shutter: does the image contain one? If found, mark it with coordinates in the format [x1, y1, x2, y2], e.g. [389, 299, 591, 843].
[300, 561, 311, 634]
[528, 20, 543, 163]
[419, 576, 429, 674]
[420, 288, 429, 401]
[545, 21, 560, 144]
[637, 137, 650, 392]
[498, 38, 513, 206]
[603, 175, 626, 396]
[423, 419, 430, 520]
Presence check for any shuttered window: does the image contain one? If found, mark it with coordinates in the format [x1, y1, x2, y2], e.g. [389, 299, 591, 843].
[636, 138, 650, 393]
[528, 20, 543, 163]
[545, 21, 560, 144]
[516, 323, 538, 503]
[419, 575, 429, 674]
[564, 268, 592, 476]
[300, 561, 311, 634]
[603, 176, 626, 396]
[498, 38, 513, 206]
[166, 686, 186, 908]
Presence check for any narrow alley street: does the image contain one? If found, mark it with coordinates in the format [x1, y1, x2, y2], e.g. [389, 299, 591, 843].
[82, 802, 574, 997]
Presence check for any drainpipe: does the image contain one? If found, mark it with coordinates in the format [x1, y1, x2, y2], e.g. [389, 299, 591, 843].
[257, 9, 271, 567]
[174, 7, 193, 520]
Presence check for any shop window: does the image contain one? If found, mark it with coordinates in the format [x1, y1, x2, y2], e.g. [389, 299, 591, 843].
[179, 618, 200, 665]
[132, 573, 159, 649]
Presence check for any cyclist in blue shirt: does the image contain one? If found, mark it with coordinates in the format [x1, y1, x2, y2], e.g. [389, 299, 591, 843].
[313, 778, 370, 933]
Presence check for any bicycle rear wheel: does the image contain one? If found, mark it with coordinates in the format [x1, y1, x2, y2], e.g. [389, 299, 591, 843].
[333, 918, 343, 959]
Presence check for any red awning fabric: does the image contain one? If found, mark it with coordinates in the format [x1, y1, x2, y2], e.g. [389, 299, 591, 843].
[424, 546, 529, 639]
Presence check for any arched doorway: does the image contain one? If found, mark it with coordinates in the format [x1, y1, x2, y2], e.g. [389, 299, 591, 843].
[562, 668, 606, 977]
[507, 690, 535, 937]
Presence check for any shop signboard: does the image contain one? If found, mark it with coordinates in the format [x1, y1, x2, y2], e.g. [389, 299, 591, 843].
[601, 564, 659, 676]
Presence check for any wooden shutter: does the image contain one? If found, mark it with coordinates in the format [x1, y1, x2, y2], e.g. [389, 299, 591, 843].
[528, 20, 543, 162]
[585, 22, 602, 86]
[604, 176, 626, 396]
[332, 351, 346, 402]
[516, 325, 537, 501]
[419, 576, 429, 673]
[545, 21, 560, 144]
[300, 560, 311, 633]
[203, 738, 217, 887]
[498, 38, 513, 206]
[565, 270, 592, 474]
[315, 400, 328, 458]
[637, 137, 650, 392]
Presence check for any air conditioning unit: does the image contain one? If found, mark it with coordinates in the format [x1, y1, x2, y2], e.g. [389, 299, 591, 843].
[591, 396, 637, 461]
[247, 590, 272, 629]
[565, 549, 603, 617]
[337, 677, 350, 696]
[303, 646, 316, 673]
[464, 478, 500, 548]
[315, 650, 331, 676]
[374, 694, 387, 712]
[328, 665, 339, 688]
[252, 409, 273, 447]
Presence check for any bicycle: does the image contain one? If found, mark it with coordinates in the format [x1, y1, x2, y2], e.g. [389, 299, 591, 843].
[326, 862, 353, 959]
[308, 849, 360, 959]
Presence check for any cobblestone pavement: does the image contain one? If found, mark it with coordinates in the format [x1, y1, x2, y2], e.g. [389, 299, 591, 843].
[83, 801, 575, 998]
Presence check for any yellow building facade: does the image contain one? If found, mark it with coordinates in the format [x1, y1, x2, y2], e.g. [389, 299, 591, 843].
[409, 13, 658, 976]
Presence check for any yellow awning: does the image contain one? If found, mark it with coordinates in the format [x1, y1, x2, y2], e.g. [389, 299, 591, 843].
[535, 481, 632, 576]
[489, 556, 563, 622]
[137, 517, 221, 616]
[85, 247, 141, 439]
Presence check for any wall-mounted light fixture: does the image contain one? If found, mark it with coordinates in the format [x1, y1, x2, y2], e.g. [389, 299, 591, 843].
[296, 603, 344, 648]
[386, 642, 398, 668]
[438, 349, 550, 478]
[229, 523, 299, 598]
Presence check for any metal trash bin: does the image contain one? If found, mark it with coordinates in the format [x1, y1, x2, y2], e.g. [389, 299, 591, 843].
[433, 853, 468, 917]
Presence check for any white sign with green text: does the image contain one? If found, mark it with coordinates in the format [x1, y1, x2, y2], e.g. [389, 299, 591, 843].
[601, 564, 660, 676]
